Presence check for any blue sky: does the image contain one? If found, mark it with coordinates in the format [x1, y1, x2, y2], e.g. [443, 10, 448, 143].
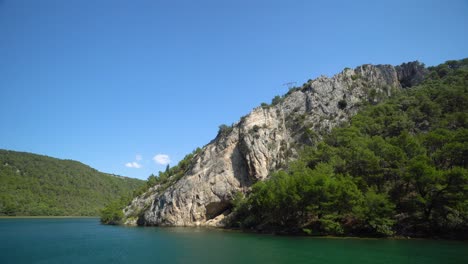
[0, 0, 467, 180]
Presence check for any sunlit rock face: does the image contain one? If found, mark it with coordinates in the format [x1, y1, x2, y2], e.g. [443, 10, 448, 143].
[123, 62, 426, 227]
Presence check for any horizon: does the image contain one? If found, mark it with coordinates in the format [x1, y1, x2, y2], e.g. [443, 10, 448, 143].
[1, 0, 467, 180]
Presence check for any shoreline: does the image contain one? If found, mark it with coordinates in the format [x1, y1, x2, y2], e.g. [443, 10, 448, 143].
[117, 224, 465, 241]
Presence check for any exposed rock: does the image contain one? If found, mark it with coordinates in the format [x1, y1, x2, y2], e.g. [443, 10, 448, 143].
[396, 61, 428, 88]
[124, 62, 427, 227]
[123, 185, 159, 225]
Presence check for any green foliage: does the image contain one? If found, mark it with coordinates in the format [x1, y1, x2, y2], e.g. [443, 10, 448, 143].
[351, 74, 360, 80]
[143, 148, 201, 194]
[271, 95, 283, 106]
[100, 198, 125, 225]
[286, 87, 301, 97]
[355, 188, 395, 236]
[0, 150, 144, 216]
[218, 124, 233, 136]
[230, 59, 468, 238]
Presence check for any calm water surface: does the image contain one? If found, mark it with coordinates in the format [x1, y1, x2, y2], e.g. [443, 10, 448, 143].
[0, 218, 466, 264]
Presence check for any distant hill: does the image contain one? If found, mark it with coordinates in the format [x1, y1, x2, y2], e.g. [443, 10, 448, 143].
[0, 150, 144, 216]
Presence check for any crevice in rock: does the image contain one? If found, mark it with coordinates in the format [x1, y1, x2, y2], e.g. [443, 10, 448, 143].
[230, 143, 251, 187]
[205, 201, 232, 220]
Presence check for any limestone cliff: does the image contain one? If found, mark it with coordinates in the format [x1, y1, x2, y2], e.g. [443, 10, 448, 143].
[123, 62, 427, 226]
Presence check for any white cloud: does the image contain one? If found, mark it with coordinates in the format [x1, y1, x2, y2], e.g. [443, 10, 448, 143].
[153, 154, 171, 165]
[125, 162, 142, 169]
[135, 154, 142, 161]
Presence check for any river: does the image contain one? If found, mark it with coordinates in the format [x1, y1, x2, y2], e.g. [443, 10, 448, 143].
[0, 218, 466, 263]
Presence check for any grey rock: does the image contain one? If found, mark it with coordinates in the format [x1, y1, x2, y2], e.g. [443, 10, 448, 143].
[396, 61, 428, 88]
[123, 62, 426, 226]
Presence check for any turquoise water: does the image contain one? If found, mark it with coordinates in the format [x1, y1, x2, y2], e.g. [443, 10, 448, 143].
[0, 218, 466, 264]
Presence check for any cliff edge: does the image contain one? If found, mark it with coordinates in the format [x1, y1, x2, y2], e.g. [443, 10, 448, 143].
[123, 62, 427, 226]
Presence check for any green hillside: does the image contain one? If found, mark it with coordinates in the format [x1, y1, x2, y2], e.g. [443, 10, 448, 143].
[0, 150, 144, 216]
[230, 59, 468, 239]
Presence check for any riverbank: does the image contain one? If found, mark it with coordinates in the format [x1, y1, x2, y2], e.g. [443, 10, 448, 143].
[215, 226, 450, 241]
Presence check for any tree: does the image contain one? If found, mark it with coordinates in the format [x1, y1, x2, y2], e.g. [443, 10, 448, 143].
[355, 188, 395, 236]
[147, 174, 157, 187]
[271, 96, 283, 106]
[100, 200, 124, 225]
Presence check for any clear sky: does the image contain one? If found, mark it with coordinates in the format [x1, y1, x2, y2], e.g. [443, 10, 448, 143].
[1, 0, 467, 180]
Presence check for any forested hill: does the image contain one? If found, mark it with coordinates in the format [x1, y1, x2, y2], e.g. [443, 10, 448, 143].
[230, 59, 468, 239]
[0, 149, 144, 216]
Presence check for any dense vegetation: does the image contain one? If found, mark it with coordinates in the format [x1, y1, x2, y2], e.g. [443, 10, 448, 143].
[229, 59, 468, 239]
[0, 150, 144, 216]
[100, 148, 202, 224]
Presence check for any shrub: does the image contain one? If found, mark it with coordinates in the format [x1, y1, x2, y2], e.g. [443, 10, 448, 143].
[271, 95, 283, 106]
[218, 124, 233, 136]
[100, 200, 124, 225]
[351, 74, 360, 81]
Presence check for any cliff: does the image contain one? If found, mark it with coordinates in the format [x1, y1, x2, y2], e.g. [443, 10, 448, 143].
[123, 62, 427, 226]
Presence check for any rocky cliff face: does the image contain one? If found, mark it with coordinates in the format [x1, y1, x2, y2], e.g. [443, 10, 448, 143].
[123, 62, 426, 227]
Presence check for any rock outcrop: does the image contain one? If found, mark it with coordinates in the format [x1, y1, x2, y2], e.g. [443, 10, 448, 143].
[123, 62, 426, 227]
[396, 61, 428, 88]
